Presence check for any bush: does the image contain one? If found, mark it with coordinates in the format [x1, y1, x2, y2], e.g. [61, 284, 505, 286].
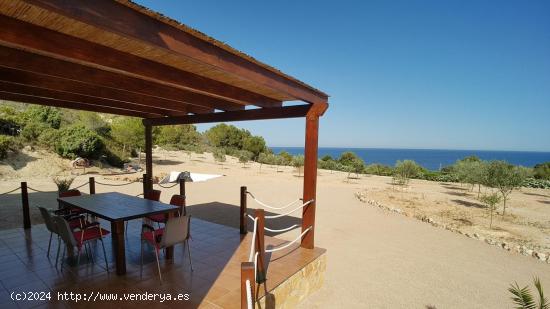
[393, 160, 422, 185]
[23, 106, 61, 129]
[55, 125, 104, 159]
[533, 162, 550, 180]
[522, 178, 550, 189]
[0, 135, 14, 159]
[37, 128, 60, 150]
[365, 164, 393, 176]
[21, 122, 49, 142]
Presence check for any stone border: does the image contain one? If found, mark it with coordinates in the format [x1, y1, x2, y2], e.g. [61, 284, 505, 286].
[257, 253, 326, 308]
[355, 192, 550, 264]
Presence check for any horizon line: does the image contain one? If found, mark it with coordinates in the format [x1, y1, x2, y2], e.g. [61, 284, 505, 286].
[267, 146, 550, 153]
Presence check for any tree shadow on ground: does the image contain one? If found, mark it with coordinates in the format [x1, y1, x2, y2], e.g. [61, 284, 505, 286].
[524, 192, 550, 198]
[441, 184, 468, 191]
[539, 200, 550, 205]
[445, 191, 471, 197]
[186, 202, 303, 238]
[451, 199, 486, 209]
[1, 151, 37, 170]
[153, 159, 184, 166]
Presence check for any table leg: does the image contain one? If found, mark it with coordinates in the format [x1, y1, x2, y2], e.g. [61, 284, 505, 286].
[165, 211, 174, 260]
[111, 221, 126, 275]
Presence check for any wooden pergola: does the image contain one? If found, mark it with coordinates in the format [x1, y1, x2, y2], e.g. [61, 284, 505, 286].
[0, 0, 329, 248]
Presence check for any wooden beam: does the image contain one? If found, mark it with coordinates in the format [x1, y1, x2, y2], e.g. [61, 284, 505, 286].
[0, 47, 243, 113]
[144, 124, 153, 194]
[0, 66, 213, 114]
[301, 110, 320, 249]
[0, 92, 160, 118]
[25, 0, 329, 104]
[0, 14, 282, 108]
[143, 105, 312, 126]
[0, 81, 186, 117]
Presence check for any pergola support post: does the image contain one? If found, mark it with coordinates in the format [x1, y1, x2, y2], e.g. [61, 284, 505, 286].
[144, 124, 153, 194]
[301, 110, 321, 249]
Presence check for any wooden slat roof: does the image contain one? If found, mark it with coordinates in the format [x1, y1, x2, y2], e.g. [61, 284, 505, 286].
[0, 0, 329, 119]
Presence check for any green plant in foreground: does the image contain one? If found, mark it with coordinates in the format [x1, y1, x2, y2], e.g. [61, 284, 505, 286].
[509, 277, 548, 309]
[53, 176, 75, 193]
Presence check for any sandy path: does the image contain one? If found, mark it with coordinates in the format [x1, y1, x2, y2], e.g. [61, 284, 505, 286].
[1, 150, 549, 308]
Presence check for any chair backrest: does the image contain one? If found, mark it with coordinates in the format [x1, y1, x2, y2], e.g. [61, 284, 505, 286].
[169, 194, 186, 216]
[160, 215, 190, 248]
[145, 189, 161, 201]
[52, 216, 77, 247]
[59, 189, 81, 198]
[38, 206, 57, 234]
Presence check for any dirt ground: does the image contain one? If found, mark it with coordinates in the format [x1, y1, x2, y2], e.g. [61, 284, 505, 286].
[1, 148, 549, 308]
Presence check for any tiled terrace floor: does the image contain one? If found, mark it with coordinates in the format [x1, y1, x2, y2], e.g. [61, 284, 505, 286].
[0, 218, 325, 308]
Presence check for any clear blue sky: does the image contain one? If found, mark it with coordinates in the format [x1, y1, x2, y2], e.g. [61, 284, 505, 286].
[136, 0, 550, 151]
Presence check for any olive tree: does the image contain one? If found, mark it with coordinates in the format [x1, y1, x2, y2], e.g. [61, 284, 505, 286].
[454, 160, 487, 197]
[213, 148, 226, 169]
[484, 161, 528, 216]
[292, 155, 305, 176]
[393, 160, 421, 186]
[480, 192, 501, 229]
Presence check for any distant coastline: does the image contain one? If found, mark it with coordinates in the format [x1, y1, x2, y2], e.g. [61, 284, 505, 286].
[269, 147, 550, 171]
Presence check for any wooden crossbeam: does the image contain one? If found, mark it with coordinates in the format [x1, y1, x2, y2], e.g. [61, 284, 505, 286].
[0, 14, 282, 108]
[0, 81, 187, 117]
[0, 91, 160, 118]
[25, 0, 329, 104]
[143, 105, 312, 126]
[0, 47, 251, 113]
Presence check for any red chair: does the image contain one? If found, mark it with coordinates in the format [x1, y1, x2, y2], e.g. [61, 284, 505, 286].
[59, 190, 87, 216]
[126, 189, 162, 234]
[146, 195, 186, 227]
[53, 216, 110, 271]
[144, 189, 161, 202]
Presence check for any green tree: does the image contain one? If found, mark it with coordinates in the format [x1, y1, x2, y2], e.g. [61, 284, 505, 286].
[338, 151, 361, 167]
[319, 158, 337, 173]
[205, 124, 249, 149]
[480, 192, 501, 229]
[257, 152, 269, 172]
[292, 155, 305, 176]
[393, 160, 421, 186]
[238, 150, 253, 167]
[110, 117, 144, 160]
[484, 161, 528, 217]
[56, 125, 104, 159]
[242, 136, 266, 159]
[454, 160, 486, 197]
[349, 157, 365, 178]
[213, 148, 226, 169]
[365, 164, 393, 176]
[321, 155, 333, 161]
[278, 151, 293, 166]
[155, 125, 200, 149]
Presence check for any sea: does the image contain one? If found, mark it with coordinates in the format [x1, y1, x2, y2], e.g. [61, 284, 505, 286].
[269, 147, 550, 171]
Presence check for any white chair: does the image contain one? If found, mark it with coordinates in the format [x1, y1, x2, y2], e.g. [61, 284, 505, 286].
[140, 215, 193, 283]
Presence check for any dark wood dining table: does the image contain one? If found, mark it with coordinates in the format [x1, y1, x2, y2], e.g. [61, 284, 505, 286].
[58, 192, 180, 275]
